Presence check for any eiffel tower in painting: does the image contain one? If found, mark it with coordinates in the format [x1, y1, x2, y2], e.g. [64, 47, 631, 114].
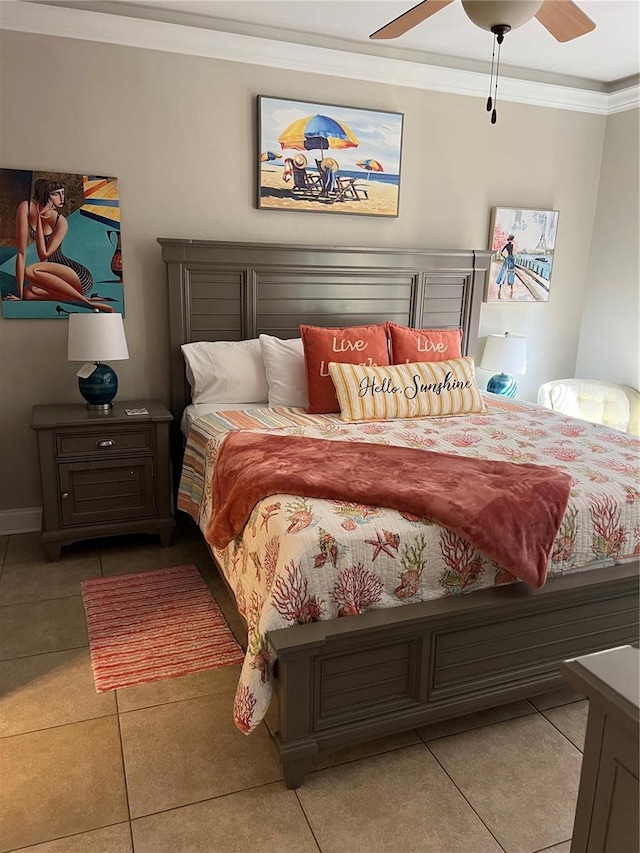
[535, 213, 550, 253]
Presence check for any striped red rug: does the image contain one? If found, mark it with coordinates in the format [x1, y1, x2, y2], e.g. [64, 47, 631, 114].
[81, 564, 245, 692]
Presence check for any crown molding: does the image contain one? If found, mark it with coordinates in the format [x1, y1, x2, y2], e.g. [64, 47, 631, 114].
[1, 2, 638, 115]
[607, 85, 640, 115]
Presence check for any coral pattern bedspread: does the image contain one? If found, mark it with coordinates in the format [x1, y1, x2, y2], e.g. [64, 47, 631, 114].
[178, 398, 640, 734]
[208, 432, 572, 588]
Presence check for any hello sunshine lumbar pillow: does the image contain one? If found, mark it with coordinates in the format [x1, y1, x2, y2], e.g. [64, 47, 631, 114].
[328, 356, 486, 422]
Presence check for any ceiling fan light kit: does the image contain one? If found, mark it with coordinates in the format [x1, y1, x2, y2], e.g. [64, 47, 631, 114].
[460, 0, 544, 31]
[462, 1, 546, 124]
[370, 0, 596, 124]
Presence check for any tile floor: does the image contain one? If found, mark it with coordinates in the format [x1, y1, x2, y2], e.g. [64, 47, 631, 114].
[0, 519, 590, 853]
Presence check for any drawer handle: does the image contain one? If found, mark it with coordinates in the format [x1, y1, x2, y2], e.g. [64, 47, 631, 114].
[62, 492, 69, 500]
[96, 439, 115, 448]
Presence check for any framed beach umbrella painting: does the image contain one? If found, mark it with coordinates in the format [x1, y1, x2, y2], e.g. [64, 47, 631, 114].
[0, 169, 124, 319]
[258, 96, 403, 217]
[485, 207, 560, 303]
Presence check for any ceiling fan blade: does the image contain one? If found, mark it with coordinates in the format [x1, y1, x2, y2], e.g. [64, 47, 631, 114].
[370, 0, 454, 40]
[535, 0, 596, 42]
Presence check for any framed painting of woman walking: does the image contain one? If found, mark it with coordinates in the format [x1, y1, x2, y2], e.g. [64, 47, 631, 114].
[257, 95, 403, 217]
[485, 207, 560, 303]
[0, 169, 124, 319]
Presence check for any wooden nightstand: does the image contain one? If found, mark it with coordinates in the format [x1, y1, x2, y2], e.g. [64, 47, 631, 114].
[31, 400, 175, 560]
[563, 646, 639, 853]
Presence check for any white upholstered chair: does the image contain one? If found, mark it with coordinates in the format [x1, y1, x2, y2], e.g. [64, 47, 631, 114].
[537, 379, 640, 435]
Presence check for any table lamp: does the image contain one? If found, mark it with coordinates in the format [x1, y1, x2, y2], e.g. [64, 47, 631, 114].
[480, 332, 527, 397]
[67, 311, 129, 410]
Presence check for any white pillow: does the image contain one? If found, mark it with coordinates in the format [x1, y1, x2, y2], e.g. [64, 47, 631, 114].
[181, 340, 269, 404]
[259, 334, 309, 408]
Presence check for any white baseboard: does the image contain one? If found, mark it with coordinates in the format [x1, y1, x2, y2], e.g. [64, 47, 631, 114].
[0, 507, 42, 536]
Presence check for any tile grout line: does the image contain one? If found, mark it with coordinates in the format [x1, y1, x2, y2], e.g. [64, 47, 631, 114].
[415, 703, 539, 747]
[0, 711, 120, 742]
[423, 706, 582, 852]
[3, 820, 131, 853]
[0, 642, 89, 665]
[125, 777, 290, 824]
[0, 644, 88, 663]
[533, 840, 572, 852]
[538, 712, 585, 754]
[423, 739, 509, 853]
[294, 737, 520, 850]
[115, 680, 242, 719]
[294, 789, 324, 853]
[0, 593, 86, 609]
[115, 700, 134, 839]
[110, 569, 139, 851]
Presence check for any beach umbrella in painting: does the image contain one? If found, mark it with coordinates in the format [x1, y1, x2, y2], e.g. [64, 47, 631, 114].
[260, 151, 282, 162]
[278, 114, 359, 158]
[356, 159, 384, 181]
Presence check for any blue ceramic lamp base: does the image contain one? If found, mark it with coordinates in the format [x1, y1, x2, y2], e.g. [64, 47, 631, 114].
[78, 362, 119, 410]
[487, 372, 517, 397]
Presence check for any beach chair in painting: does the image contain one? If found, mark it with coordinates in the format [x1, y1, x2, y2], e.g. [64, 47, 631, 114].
[334, 176, 368, 202]
[316, 158, 368, 203]
[288, 154, 322, 197]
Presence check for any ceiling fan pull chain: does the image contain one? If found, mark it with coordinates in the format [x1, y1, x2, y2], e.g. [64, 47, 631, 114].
[491, 35, 503, 124]
[486, 32, 497, 112]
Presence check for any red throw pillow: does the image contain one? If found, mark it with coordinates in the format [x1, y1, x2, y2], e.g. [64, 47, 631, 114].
[300, 324, 390, 414]
[387, 322, 463, 364]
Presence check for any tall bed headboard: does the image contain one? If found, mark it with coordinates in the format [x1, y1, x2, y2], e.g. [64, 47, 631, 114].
[158, 240, 491, 423]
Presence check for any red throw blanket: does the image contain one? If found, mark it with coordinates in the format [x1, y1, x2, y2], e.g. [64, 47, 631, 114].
[207, 432, 572, 588]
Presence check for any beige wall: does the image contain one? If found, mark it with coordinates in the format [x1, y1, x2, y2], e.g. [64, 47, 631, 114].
[0, 30, 612, 514]
[576, 108, 640, 388]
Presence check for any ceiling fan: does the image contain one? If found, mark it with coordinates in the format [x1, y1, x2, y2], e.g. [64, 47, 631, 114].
[370, 1, 596, 43]
[370, 1, 597, 123]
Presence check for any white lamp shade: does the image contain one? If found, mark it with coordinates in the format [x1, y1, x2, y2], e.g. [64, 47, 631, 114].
[68, 312, 129, 362]
[480, 333, 527, 374]
[461, 1, 543, 31]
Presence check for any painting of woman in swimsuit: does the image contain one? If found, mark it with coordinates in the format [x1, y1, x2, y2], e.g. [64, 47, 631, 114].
[0, 170, 124, 319]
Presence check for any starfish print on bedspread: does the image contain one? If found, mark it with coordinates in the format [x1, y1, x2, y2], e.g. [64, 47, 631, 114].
[365, 529, 400, 560]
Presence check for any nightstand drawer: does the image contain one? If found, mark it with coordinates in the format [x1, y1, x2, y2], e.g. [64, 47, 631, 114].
[56, 428, 152, 459]
[59, 458, 154, 526]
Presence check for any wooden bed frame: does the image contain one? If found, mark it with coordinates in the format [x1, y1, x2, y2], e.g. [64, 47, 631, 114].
[159, 238, 639, 788]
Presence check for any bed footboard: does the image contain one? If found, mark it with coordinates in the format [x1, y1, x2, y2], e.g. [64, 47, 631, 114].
[267, 562, 639, 788]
